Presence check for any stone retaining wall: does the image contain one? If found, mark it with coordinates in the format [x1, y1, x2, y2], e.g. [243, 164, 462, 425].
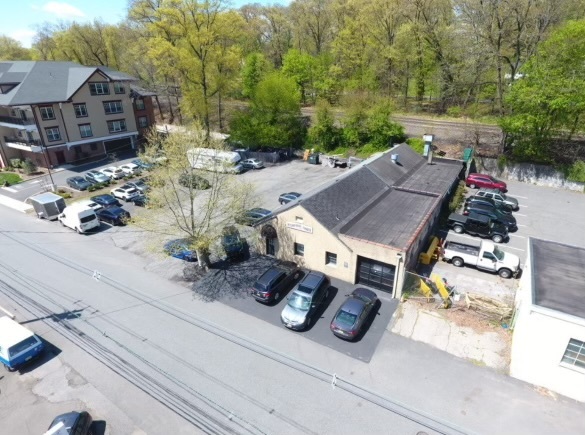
[474, 157, 585, 192]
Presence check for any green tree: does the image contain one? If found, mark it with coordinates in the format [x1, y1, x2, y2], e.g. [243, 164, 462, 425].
[501, 20, 585, 162]
[241, 52, 272, 98]
[308, 103, 341, 151]
[0, 35, 32, 60]
[135, 125, 256, 269]
[229, 72, 306, 149]
[366, 103, 406, 148]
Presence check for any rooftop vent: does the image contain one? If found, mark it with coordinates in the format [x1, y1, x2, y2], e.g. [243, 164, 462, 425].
[390, 154, 398, 164]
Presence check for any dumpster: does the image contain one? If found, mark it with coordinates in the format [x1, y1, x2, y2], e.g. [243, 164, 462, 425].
[308, 154, 320, 165]
[29, 192, 66, 220]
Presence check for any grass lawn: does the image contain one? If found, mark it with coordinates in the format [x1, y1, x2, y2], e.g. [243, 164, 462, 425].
[0, 172, 22, 185]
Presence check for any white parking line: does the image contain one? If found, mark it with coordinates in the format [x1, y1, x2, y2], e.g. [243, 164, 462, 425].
[514, 213, 527, 217]
[496, 244, 525, 252]
[513, 195, 529, 199]
[516, 224, 528, 227]
[1, 187, 17, 193]
[509, 234, 526, 239]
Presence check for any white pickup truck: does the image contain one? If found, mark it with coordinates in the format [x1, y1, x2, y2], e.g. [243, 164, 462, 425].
[441, 239, 520, 278]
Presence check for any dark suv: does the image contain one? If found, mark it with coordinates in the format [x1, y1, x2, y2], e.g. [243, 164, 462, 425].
[448, 212, 508, 243]
[464, 196, 513, 214]
[463, 203, 517, 231]
[280, 271, 330, 330]
[251, 262, 300, 303]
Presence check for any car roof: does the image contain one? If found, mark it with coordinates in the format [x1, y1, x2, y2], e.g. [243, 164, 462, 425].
[296, 271, 326, 293]
[48, 411, 85, 433]
[258, 267, 284, 284]
[467, 212, 490, 223]
[340, 296, 367, 315]
[0, 316, 35, 348]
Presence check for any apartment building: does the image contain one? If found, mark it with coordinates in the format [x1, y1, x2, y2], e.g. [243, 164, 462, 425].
[0, 61, 155, 168]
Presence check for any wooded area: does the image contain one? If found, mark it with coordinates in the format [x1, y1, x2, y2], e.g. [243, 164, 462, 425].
[2, 0, 585, 171]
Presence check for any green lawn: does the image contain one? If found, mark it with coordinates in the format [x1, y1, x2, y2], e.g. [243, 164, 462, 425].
[0, 172, 22, 185]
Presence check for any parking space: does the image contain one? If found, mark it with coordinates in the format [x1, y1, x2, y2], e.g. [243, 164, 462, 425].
[190, 254, 397, 363]
[435, 179, 585, 299]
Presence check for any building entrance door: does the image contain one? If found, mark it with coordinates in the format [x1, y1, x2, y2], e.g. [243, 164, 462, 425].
[55, 151, 66, 165]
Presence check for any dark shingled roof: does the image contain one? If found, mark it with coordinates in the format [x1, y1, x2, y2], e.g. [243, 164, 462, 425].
[340, 189, 438, 249]
[531, 238, 585, 319]
[274, 143, 462, 249]
[0, 61, 137, 106]
[301, 167, 388, 231]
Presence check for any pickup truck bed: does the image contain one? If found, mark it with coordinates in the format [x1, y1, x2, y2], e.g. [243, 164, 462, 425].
[444, 241, 480, 256]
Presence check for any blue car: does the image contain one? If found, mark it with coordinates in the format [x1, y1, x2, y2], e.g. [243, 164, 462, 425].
[96, 206, 131, 226]
[90, 194, 122, 208]
[164, 238, 197, 262]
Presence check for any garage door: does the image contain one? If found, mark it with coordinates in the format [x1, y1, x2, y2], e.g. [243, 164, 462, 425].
[357, 257, 395, 293]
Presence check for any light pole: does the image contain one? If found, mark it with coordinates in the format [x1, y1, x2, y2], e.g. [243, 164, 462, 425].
[34, 144, 55, 192]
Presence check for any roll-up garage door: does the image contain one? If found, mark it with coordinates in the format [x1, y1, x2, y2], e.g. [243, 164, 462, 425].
[357, 256, 395, 293]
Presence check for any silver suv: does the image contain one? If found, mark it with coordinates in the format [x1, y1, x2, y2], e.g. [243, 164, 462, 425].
[281, 271, 329, 330]
[475, 188, 519, 211]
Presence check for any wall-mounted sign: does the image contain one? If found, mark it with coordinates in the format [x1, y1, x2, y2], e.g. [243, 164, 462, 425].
[286, 222, 313, 234]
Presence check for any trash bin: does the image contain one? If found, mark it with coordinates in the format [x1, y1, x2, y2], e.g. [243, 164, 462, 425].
[308, 154, 319, 165]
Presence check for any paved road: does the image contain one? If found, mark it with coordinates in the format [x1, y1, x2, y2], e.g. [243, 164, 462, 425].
[1, 202, 584, 434]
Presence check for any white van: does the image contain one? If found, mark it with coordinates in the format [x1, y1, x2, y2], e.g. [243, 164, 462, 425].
[0, 316, 44, 371]
[58, 205, 100, 234]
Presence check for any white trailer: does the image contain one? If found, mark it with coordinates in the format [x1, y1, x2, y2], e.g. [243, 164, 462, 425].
[441, 239, 520, 278]
[187, 148, 243, 174]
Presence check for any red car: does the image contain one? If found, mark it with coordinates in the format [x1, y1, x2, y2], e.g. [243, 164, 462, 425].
[465, 173, 507, 192]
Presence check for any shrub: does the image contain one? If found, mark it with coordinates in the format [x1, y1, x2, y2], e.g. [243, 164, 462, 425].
[9, 158, 22, 168]
[56, 191, 72, 199]
[88, 185, 97, 192]
[566, 160, 585, 183]
[22, 158, 38, 175]
[449, 181, 467, 213]
[356, 143, 387, 158]
[406, 137, 425, 154]
[446, 106, 463, 118]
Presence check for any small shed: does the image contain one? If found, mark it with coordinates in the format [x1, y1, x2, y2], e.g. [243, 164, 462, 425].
[29, 192, 66, 220]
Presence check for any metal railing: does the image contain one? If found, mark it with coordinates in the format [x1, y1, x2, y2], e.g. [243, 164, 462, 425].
[3, 136, 41, 146]
[0, 115, 36, 125]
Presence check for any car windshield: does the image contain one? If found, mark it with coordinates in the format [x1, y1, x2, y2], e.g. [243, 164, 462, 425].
[493, 246, 505, 260]
[335, 310, 357, 327]
[287, 293, 311, 311]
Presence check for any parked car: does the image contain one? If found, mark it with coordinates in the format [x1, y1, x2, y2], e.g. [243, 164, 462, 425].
[131, 194, 149, 207]
[235, 208, 272, 226]
[464, 196, 513, 214]
[164, 238, 197, 262]
[448, 212, 508, 243]
[119, 162, 142, 176]
[330, 288, 378, 340]
[281, 271, 330, 330]
[90, 194, 122, 208]
[73, 199, 103, 211]
[132, 158, 154, 170]
[66, 176, 92, 191]
[475, 188, 519, 211]
[278, 192, 301, 205]
[58, 205, 100, 234]
[96, 206, 131, 226]
[85, 170, 110, 184]
[251, 262, 300, 304]
[178, 172, 211, 189]
[111, 184, 140, 202]
[46, 411, 93, 435]
[241, 158, 264, 169]
[100, 166, 125, 180]
[126, 178, 150, 193]
[221, 226, 246, 260]
[442, 239, 520, 279]
[463, 203, 517, 231]
[465, 173, 507, 192]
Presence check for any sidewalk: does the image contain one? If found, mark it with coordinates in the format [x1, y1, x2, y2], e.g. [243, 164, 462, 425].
[0, 192, 33, 212]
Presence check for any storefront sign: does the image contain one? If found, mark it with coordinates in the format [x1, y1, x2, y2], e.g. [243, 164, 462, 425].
[286, 222, 313, 234]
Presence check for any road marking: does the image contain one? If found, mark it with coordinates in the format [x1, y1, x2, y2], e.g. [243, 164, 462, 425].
[513, 195, 529, 199]
[1, 187, 17, 193]
[516, 224, 527, 227]
[509, 234, 526, 239]
[496, 244, 525, 251]
[31, 180, 41, 184]
[514, 213, 527, 217]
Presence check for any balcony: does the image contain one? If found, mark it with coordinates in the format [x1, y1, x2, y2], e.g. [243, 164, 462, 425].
[3, 136, 42, 153]
[0, 115, 36, 127]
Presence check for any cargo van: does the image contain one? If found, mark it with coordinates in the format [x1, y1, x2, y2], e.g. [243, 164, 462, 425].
[0, 316, 44, 371]
[58, 205, 100, 234]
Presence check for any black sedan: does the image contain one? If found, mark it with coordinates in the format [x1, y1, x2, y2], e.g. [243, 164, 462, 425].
[235, 208, 272, 226]
[330, 288, 378, 341]
[278, 192, 301, 205]
[66, 176, 92, 191]
[47, 411, 93, 435]
[96, 206, 131, 226]
[90, 194, 122, 208]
